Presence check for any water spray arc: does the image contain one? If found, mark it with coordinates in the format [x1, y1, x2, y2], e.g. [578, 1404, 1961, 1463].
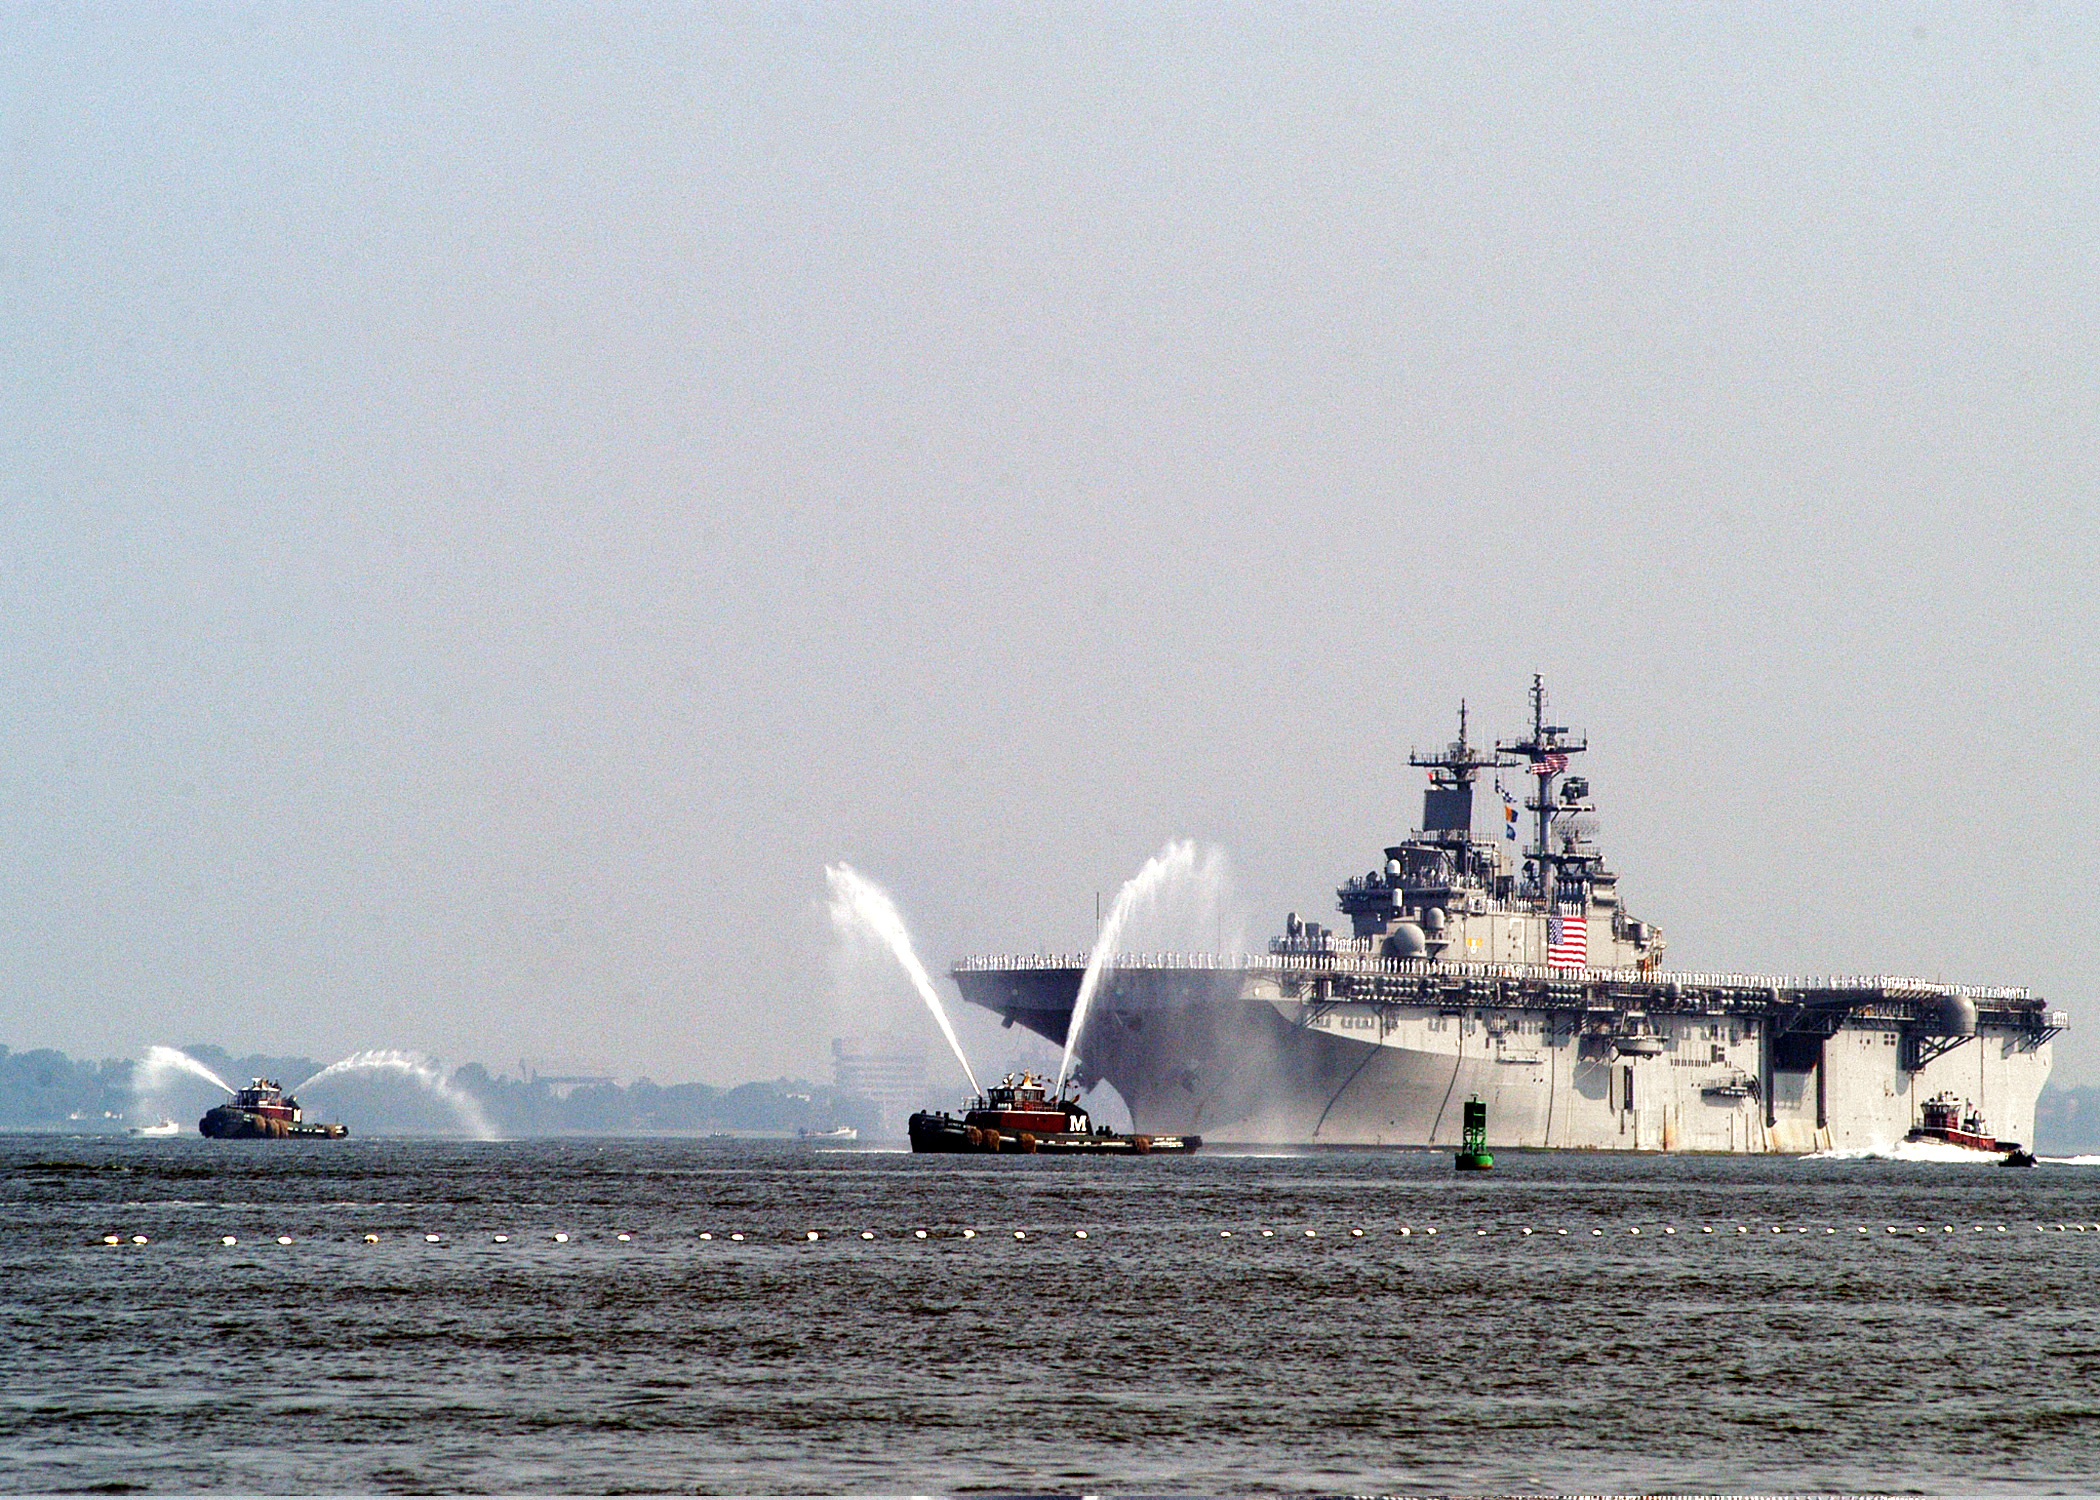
[294, 1051, 499, 1140]
[135, 1045, 234, 1099]
[825, 863, 980, 1096]
[1057, 840, 1227, 1096]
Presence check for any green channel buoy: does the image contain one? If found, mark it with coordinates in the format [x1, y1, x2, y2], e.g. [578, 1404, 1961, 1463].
[1455, 1096, 1493, 1171]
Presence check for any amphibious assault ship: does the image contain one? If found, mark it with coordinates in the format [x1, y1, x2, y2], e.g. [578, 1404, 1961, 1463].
[950, 681, 2064, 1151]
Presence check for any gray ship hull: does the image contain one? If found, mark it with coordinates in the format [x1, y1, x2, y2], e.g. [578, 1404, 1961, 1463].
[952, 957, 2057, 1151]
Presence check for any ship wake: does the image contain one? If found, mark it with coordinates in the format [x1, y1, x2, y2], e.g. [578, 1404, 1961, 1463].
[1801, 1140, 2015, 1164]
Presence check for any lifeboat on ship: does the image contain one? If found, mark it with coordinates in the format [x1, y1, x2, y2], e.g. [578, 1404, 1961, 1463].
[908, 1072, 1198, 1155]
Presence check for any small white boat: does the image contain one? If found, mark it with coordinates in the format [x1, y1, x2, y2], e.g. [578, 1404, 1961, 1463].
[129, 1118, 183, 1137]
[797, 1125, 859, 1141]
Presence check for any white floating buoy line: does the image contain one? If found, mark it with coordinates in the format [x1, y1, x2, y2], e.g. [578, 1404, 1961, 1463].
[84, 1218, 2100, 1251]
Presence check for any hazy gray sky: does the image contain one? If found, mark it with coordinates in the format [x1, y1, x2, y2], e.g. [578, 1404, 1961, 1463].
[5, 3, 2096, 1090]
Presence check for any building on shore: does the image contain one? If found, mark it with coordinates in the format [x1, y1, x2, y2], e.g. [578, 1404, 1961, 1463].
[832, 1033, 928, 1136]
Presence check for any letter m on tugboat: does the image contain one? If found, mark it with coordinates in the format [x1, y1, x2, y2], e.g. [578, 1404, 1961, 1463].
[908, 1072, 1199, 1155]
[198, 1079, 349, 1139]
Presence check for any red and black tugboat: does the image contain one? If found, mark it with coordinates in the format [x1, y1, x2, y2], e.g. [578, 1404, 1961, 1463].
[909, 1072, 1199, 1155]
[199, 1078, 348, 1139]
[1906, 1092, 2033, 1166]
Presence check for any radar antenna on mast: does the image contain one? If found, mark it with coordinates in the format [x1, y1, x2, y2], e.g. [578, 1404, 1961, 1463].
[1408, 700, 1516, 839]
[1496, 674, 1589, 909]
[1410, 700, 1511, 780]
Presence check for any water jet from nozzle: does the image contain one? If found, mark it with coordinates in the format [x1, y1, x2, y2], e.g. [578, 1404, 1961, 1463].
[1057, 840, 1227, 1096]
[825, 863, 979, 1095]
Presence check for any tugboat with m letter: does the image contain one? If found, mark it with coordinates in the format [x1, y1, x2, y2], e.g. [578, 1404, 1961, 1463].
[1905, 1091, 2035, 1166]
[199, 1078, 349, 1139]
[910, 1072, 1198, 1155]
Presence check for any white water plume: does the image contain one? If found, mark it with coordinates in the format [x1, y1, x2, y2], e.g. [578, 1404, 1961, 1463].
[294, 1050, 498, 1140]
[134, 1045, 234, 1100]
[825, 863, 980, 1095]
[1057, 840, 1229, 1095]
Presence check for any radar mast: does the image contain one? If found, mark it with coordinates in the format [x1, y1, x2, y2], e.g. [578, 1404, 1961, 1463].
[1406, 700, 1514, 844]
[1497, 674, 1590, 910]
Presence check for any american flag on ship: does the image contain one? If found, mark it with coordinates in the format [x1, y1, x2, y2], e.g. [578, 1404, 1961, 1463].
[1533, 751, 1569, 776]
[1547, 908, 1587, 968]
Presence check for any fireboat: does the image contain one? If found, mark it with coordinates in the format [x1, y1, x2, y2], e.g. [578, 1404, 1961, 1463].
[198, 1079, 349, 1139]
[1905, 1092, 2033, 1166]
[909, 1072, 1199, 1155]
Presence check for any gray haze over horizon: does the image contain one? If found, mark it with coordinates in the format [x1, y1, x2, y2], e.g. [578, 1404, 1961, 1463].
[5, 4, 2097, 1094]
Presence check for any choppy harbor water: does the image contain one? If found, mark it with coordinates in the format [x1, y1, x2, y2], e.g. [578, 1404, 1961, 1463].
[4, 1136, 2099, 1495]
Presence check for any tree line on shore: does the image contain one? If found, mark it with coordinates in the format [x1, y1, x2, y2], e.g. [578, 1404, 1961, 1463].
[0, 1043, 882, 1137]
[4, 1040, 2097, 1150]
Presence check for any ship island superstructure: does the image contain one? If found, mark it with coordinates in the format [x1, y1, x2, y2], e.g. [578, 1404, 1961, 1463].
[950, 681, 2063, 1151]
